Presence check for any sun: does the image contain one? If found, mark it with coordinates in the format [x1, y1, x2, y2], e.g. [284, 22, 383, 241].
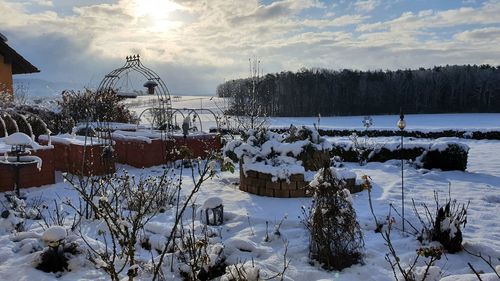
[126, 0, 183, 32]
[134, 0, 181, 20]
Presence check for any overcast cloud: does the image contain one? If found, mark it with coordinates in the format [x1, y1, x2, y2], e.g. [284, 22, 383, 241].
[1, 0, 499, 96]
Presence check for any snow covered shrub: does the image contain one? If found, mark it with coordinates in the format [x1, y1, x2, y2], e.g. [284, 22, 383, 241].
[221, 261, 260, 281]
[59, 89, 138, 124]
[14, 104, 74, 135]
[303, 166, 364, 270]
[65, 169, 179, 281]
[65, 156, 218, 281]
[176, 227, 226, 281]
[348, 132, 377, 166]
[382, 209, 445, 281]
[421, 142, 469, 171]
[284, 126, 332, 170]
[36, 226, 80, 273]
[414, 191, 469, 253]
[225, 126, 331, 183]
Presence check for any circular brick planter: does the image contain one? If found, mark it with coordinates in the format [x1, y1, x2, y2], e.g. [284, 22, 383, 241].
[239, 166, 362, 198]
[239, 168, 310, 198]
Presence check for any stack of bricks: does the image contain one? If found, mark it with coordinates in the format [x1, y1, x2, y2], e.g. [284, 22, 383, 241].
[239, 168, 310, 198]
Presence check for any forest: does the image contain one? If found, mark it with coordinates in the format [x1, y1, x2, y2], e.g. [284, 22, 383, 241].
[216, 65, 500, 116]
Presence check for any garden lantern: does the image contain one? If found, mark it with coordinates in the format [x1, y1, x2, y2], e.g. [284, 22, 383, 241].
[397, 111, 406, 130]
[143, 80, 158, 95]
[201, 197, 224, 226]
[397, 109, 406, 232]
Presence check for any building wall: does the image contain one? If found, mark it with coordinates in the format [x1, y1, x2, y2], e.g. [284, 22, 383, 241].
[0, 54, 14, 96]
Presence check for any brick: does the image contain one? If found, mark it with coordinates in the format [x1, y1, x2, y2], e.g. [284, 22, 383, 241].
[258, 173, 272, 180]
[259, 188, 274, 197]
[274, 189, 290, 198]
[290, 189, 307, 198]
[296, 180, 308, 189]
[265, 180, 281, 190]
[246, 170, 258, 178]
[239, 182, 248, 192]
[253, 178, 266, 189]
[281, 180, 297, 190]
[289, 174, 304, 182]
[247, 185, 259, 195]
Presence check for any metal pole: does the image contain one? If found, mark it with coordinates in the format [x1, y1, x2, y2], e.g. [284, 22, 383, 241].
[14, 163, 20, 197]
[401, 132, 404, 233]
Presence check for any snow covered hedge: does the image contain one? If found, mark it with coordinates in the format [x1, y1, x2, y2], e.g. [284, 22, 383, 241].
[314, 128, 500, 140]
[421, 142, 469, 171]
[330, 140, 469, 171]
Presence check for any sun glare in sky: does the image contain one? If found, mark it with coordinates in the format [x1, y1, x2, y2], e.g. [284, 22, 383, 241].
[130, 0, 182, 32]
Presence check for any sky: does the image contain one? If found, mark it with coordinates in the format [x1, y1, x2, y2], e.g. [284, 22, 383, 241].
[1, 0, 500, 96]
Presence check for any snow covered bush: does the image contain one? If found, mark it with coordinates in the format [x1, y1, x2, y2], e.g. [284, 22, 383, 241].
[221, 262, 260, 281]
[14, 104, 74, 135]
[64, 155, 218, 281]
[224, 126, 331, 182]
[414, 191, 469, 253]
[303, 166, 364, 270]
[175, 224, 226, 281]
[35, 226, 80, 273]
[65, 168, 179, 281]
[284, 125, 332, 170]
[421, 142, 469, 171]
[59, 89, 138, 124]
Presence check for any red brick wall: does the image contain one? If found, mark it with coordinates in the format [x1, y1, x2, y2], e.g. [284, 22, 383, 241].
[68, 144, 115, 176]
[38, 139, 115, 176]
[113, 134, 221, 168]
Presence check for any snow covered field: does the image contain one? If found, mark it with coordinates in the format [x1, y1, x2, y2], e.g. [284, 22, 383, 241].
[127, 96, 500, 131]
[0, 96, 498, 280]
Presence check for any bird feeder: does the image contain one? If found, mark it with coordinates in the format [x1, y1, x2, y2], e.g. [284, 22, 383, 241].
[143, 80, 158, 95]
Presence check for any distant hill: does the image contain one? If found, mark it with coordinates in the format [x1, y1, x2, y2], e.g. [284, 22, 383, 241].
[13, 77, 85, 99]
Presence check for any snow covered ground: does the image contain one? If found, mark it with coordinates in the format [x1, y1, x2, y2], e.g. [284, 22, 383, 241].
[0, 96, 498, 280]
[0, 136, 497, 280]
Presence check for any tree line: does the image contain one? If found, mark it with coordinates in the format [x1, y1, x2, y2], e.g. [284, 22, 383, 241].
[216, 64, 500, 116]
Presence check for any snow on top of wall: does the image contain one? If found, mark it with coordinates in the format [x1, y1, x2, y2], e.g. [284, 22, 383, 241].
[38, 134, 110, 146]
[243, 161, 305, 181]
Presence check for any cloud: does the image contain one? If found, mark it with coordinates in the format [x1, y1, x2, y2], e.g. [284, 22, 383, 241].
[357, 1, 500, 32]
[1, 0, 500, 96]
[354, 0, 379, 13]
[455, 27, 500, 43]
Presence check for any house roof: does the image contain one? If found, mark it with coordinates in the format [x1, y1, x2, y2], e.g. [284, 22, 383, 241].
[0, 33, 40, 74]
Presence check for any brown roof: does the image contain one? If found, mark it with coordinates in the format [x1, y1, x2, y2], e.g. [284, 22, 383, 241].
[0, 39, 40, 74]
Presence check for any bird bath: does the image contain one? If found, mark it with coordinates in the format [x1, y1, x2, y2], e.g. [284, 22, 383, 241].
[1, 133, 42, 197]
